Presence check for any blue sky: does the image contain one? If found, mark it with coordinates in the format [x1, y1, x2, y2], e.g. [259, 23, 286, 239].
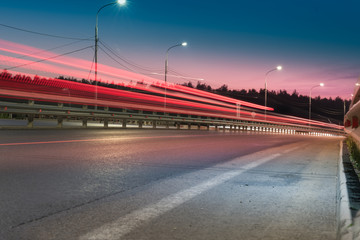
[0, 0, 360, 99]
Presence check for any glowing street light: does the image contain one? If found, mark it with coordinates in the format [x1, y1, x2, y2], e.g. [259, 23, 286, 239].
[309, 83, 324, 124]
[264, 65, 282, 120]
[95, 0, 126, 108]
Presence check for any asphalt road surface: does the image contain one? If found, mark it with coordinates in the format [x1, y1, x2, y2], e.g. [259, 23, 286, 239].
[0, 129, 342, 240]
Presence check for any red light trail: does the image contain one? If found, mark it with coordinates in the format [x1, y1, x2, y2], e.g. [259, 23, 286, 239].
[0, 39, 344, 131]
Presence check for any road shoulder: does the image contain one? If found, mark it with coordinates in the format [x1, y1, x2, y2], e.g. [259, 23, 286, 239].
[339, 140, 360, 239]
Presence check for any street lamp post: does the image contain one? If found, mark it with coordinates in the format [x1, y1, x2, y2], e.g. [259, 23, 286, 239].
[344, 100, 346, 118]
[309, 83, 324, 124]
[165, 42, 187, 83]
[264, 65, 282, 120]
[95, 0, 126, 108]
[164, 42, 187, 111]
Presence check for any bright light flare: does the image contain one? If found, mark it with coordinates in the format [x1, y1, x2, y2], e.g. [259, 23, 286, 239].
[117, 0, 126, 5]
[276, 65, 282, 70]
[320, 83, 324, 87]
[182, 42, 187, 46]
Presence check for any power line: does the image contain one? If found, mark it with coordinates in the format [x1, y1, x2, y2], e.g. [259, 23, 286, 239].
[0, 23, 92, 41]
[16, 39, 93, 60]
[98, 40, 195, 82]
[6, 46, 93, 70]
[99, 40, 163, 72]
[98, 45, 135, 72]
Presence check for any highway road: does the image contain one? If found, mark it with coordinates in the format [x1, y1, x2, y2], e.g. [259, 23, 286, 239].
[0, 129, 342, 240]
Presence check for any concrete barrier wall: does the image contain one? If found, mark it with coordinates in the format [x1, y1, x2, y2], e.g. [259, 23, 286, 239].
[345, 93, 360, 144]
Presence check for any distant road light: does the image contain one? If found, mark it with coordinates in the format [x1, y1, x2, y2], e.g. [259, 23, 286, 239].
[165, 42, 188, 83]
[264, 65, 283, 120]
[164, 42, 189, 111]
[309, 83, 325, 124]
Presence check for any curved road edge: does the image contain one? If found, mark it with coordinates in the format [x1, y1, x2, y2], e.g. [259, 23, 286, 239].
[338, 140, 360, 240]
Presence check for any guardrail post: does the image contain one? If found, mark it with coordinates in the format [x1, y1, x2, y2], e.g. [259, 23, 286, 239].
[223, 125, 226, 132]
[206, 124, 210, 131]
[82, 118, 88, 128]
[139, 120, 143, 128]
[215, 125, 218, 131]
[166, 121, 170, 129]
[177, 123, 180, 130]
[152, 121, 156, 129]
[122, 119, 127, 128]
[104, 119, 109, 128]
[57, 116, 63, 128]
[197, 124, 201, 130]
[27, 114, 34, 128]
[188, 123, 191, 129]
[230, 125, 233, 131]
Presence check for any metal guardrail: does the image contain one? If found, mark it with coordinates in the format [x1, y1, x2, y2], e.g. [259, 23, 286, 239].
[0, 72, 344, 135]
[0, 100, 345, 136]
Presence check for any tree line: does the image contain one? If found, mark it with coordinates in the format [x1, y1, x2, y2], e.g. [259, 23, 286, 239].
[183, 81, 348, 125]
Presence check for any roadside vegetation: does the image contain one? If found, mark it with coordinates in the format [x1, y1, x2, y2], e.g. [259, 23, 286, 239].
[0, 113, 10, 119]
[346, 137, 360, 172]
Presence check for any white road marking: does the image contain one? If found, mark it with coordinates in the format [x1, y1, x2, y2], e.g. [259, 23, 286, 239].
[282, 145, 304, 154]
[79, 151, 286, 240]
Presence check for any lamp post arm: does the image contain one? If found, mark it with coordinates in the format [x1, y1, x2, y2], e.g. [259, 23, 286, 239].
[309, 85, 321, 123]
[96, 2, 118, 20]
[264, 68, 277, 120]
[96, 2, 118, 41]
[166, 44, 182, 54]
[265, 68, 277, 77]
[165, 44, 182, 82]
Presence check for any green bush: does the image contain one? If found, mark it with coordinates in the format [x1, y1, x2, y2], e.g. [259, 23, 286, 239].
[346, 137, 360, 171]
[0, 113, 10, 119]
